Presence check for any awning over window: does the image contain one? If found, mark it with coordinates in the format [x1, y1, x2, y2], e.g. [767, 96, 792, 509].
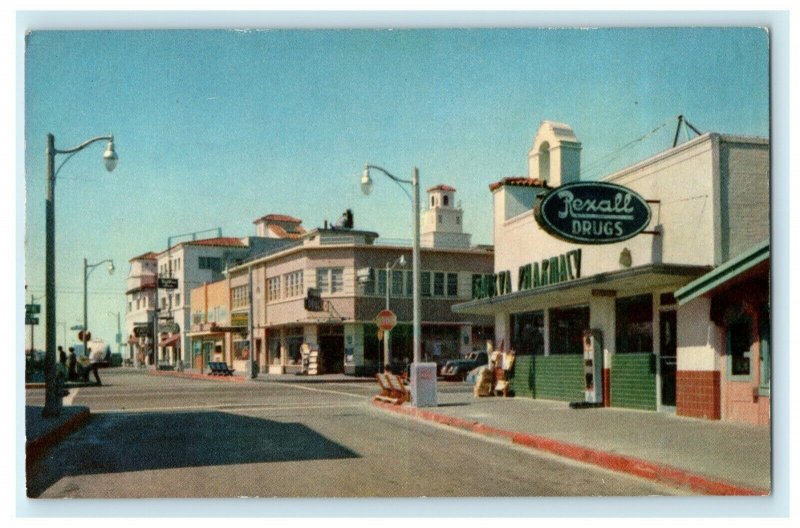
[159, 334, 180, 347]
[675, 240, 770, 306]
[453, 263, 709, 316]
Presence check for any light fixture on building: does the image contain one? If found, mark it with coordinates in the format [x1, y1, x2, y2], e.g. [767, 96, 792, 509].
[619, 247, 632, 268]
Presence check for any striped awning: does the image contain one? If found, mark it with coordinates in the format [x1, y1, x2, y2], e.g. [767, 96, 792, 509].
[158, 334, 180, 347]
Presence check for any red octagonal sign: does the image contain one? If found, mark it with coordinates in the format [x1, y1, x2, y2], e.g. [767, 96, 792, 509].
[375, 309, 397, 331]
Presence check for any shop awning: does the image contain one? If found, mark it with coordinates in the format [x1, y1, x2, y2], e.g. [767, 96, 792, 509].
[675, 240, 770, 306]
[453, 263, 710, 316]
[159, 334, 180, 347]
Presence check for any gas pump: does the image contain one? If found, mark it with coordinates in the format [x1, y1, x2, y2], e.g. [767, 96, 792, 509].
[582, 329, 603, 404]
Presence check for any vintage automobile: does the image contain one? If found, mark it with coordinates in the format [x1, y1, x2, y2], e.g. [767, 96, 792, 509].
[439, 351, 489, 381]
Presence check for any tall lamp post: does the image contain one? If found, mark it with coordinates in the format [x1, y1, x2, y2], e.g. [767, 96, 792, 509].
[361, 164, 437, 407]
[383, 254, 406, 367]
[83, 259, 115, 357]
[108, 311, 122, 357]
[43, 133, 118, 417]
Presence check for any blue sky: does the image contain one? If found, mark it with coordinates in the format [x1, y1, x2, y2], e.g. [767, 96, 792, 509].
[23, 27, 769, 349]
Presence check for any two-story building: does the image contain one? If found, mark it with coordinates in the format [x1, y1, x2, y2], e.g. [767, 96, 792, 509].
[191, 186, 495, 377]
[453, 120, 770, 425]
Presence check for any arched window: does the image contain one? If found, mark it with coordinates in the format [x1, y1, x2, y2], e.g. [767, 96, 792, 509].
[443, 195, 449, 207]
[538, 142, 551, 183]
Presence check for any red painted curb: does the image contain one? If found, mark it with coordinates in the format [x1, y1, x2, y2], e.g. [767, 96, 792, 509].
[26, 408, 91, 465]
[370, 400, 768, 496]
[148, 371, 246, 382]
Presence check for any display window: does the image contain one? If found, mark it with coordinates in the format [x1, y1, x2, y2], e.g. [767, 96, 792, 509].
[615, 294, 654, 354]
[548, 305, 589, 355]
[510, 310, 545, 355]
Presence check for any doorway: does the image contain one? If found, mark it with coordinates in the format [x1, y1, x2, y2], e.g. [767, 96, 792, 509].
[319, 325, 344, 373]
[659, 310, 677, 410]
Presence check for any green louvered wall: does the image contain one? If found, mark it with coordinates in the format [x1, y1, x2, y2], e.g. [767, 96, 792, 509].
[610, 353, 657, 410]
[510, 355, 584, 401]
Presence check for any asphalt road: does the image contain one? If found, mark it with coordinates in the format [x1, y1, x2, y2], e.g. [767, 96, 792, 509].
[26, 369, 683, 498]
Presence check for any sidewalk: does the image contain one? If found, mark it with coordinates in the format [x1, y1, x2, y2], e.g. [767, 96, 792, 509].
[148, 368, 375, 384]
[25, 405, 90, 465]
[372, 388, 771, 495]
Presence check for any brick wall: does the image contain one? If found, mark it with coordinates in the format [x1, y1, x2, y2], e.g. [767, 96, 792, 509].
[676, 370, 721, 420]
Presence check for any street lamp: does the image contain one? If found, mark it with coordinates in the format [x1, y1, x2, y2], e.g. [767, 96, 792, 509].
[108, 311, 122, 357]
[43, 133, 118, 417]
[384, 254, 406, 367]
[83, 259, 115, 359]
[361, 164, 436, 407]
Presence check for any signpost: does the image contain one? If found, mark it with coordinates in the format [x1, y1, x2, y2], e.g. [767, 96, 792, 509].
[375, 309, 397, 331]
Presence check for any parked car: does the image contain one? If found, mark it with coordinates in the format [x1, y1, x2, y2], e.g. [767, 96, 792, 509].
[439, 352, 488, 381]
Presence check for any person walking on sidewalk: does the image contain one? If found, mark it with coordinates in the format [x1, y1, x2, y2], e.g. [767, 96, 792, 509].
[66, 347, 78, 381]
[81, 347, 104, 385]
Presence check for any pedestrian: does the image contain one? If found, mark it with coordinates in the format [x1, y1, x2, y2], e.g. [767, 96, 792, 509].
[67, 347, 78, 381]
[58, 345, 66, 366]
[84, 347, 104, 385]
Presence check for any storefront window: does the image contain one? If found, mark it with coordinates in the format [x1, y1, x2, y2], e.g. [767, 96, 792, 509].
[759, 306, 770, 393]
[511, 310, 544, 355]
[549, 305, 589, 355]
[728, 317, 752, 378]
[286, 326, 304, 364]
[233, 339, 249, 360]
[616, 294, 653, 354]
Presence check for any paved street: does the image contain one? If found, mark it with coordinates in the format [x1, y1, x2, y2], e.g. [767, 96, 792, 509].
[25, 369, 684, 498]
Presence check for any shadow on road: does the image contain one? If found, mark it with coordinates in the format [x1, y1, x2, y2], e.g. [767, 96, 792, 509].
[27, 410, 359, 497]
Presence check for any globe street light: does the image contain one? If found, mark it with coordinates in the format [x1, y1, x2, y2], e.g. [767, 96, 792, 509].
[361, 164, 436, 407]
[83, 259, 115, 359]
[43, 133, 117, 417]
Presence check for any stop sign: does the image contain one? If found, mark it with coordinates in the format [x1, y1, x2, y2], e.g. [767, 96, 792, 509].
[375, 309, 397, 331]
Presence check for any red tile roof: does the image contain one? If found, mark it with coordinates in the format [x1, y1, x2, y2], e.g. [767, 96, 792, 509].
[182, 237, 246, 248]
[489, 177, 549, 192]
[427, 184, 457, 193]
[128, 251, 158, 263]
[269, 225, 306, 239]
[253, 213, 303, 224]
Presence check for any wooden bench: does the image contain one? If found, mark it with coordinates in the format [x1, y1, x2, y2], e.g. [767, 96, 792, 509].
[208, 362, 235, 376]
[373, 372, 410, 405]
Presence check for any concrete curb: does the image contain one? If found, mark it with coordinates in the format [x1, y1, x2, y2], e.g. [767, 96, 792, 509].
[371, 400, 768, 496]
[148, 370, 247, 382]
[26, 408, 91, 466]
[148, 370, 376, 384]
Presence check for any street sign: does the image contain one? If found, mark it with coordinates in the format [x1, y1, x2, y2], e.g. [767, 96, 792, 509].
[78, 330, 91, 342]
[356, 267, 372, 283]
[158, 277, 179, 289]
[375, 309, 397, 331]
[25, 316, 39, 325]
[159, 322, 180, 334]
[25, 304, 41, 314]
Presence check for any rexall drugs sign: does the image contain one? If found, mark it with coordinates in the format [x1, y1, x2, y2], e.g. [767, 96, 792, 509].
[534, 182, 652, 244]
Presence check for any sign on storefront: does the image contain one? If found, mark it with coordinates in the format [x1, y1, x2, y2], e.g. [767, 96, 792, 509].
[534, 182, 651, 244]
[158, 277, 179, 289]
[231, 312, 249, 327]
[304, 288, 324, 312]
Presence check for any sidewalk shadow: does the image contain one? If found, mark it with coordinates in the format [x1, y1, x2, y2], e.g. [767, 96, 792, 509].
[26, 410, 359, 497]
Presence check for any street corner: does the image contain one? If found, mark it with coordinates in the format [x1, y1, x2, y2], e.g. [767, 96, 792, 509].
[25, 405, 91, 466]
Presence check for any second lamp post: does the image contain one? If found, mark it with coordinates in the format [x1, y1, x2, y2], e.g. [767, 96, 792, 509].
[83, 258, 115, 356]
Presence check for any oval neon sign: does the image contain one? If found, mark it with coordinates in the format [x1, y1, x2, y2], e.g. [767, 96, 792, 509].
[534, 182, 652, 244]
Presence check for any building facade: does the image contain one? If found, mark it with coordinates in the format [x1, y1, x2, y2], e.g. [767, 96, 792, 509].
[124, 252, 158, 366]
[454, 120, 770, 425]
[191, 186, 495, 377]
